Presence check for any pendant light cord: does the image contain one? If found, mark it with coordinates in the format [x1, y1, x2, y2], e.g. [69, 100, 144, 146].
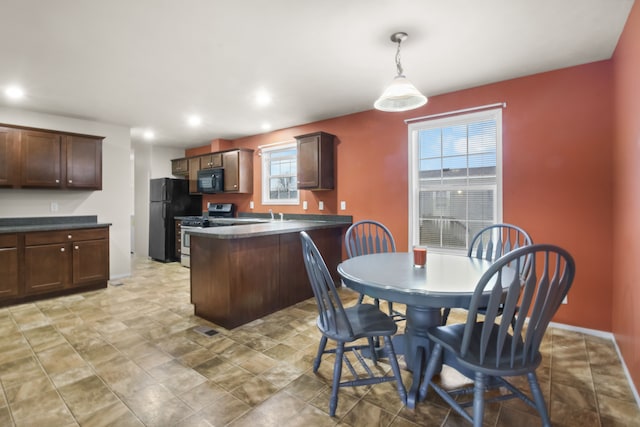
[395, 40, 404, 77]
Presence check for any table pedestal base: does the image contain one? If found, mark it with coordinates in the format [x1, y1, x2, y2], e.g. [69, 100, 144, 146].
[403, 305, 442, 408]
[357, 305, 446, 409]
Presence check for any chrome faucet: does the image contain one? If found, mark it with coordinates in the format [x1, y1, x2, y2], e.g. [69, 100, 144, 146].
[279, 212, 284, 221]
[269, 209, 274, 220]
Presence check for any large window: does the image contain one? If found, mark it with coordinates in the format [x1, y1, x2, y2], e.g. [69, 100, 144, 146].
[408, 108, 502, 253]
[261, 142, 299, 205]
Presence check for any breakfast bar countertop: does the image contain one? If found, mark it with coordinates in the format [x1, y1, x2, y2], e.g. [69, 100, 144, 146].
[185, 219, 351, 239]
[0, 215, 111, 233]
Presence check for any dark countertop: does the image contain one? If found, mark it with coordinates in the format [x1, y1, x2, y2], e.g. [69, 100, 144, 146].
[186, 219, 351, 239]
[0, 215, 111, 234]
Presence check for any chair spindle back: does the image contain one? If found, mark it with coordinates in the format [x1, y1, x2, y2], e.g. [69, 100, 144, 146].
[345, 220, 396, 258]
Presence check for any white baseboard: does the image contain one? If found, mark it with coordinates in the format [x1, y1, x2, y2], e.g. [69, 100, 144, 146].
[548, 321, 613, 338]
[549, 321, 640, 408]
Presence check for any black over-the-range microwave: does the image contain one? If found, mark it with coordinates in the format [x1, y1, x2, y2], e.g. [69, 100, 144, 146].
[197, 168, 224, 193]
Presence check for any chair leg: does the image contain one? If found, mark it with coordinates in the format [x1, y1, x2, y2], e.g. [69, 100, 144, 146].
[388, 301, 394, 317]
[418, 343, 443, 402]
[357, 293, 365, 304]
[367, 337, 378, 364]
[527, 372, 551, 427]
[329, 342, 345, 417]
[313, 336, 328, 373]
[473, 372, 486, 427]
[383, 336, 407, 404]
[441, 308, 450, 325]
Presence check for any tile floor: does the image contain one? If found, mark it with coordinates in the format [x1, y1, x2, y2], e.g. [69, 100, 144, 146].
[0, 257, 638, 426]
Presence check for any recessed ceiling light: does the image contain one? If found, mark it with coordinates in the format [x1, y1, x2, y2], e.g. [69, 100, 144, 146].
[143, 130, 155, 140]
[5, 85, 24, 100]
[187, 115, 202, 127]
[255, 89, 271, 107]
[261, 122, 272, 131]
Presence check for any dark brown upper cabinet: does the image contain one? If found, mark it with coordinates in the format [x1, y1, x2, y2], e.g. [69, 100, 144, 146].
[171, 158, 189, 176]
[20, 130, 63, 188]
[185, 153, 224, 194]
[201, 153, 222, 170]
[0, 127, 19, 187]
[65, 135, 102, 190]
[296, 131, 335, 190]
[174, 149, 253, 195]
[222, 149, 253, 193]
[0, 124, 103, 190]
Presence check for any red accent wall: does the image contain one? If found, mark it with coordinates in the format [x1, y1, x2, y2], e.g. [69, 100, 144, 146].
[612, 0, 640, 395]
[192, 60, 614, 335]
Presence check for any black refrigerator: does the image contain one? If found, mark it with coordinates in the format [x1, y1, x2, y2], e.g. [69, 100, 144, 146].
[149, 178, 201, 262]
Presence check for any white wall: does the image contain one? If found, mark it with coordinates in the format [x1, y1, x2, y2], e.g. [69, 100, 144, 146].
[132, 141, 185, 257]
[0, 107, 133, 279]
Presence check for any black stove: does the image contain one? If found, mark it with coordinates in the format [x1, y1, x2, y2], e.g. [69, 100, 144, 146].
[180, 203, 236, 227]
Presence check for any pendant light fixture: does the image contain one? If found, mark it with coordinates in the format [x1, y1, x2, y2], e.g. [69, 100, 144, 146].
[374, 32, 428, 112]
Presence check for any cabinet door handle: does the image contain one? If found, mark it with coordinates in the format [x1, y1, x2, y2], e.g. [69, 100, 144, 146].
[55, 179, 60, 183]
[74, 245, 79, 250]
[68, 180, 73, 183]
[60, 247, 65, 252]
[68, 234, 72, 239]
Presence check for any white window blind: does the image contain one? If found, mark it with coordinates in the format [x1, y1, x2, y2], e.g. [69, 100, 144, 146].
[261, 142, 299, 205]
[408, 108, 502, 252]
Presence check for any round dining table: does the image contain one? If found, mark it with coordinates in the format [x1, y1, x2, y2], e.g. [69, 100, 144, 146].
[337, 251, 510, 408]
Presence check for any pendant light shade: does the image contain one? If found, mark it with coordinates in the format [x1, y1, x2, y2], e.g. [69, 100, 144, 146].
[374, 32, 427, 112]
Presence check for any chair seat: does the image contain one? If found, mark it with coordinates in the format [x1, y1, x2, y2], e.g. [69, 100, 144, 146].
[318, 303, 398, 342]
[428, 322, 541, 376]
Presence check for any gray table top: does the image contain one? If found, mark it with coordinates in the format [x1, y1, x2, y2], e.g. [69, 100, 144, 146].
[338, 252, 505, 308]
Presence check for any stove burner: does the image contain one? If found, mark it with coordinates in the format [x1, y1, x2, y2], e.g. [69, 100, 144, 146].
[180, 203, 236, 228]
[181, 217, 210, 227]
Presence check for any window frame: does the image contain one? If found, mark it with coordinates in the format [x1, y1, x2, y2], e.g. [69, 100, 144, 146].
[407, 108, 503, 253]
[261, 141, 299, 206]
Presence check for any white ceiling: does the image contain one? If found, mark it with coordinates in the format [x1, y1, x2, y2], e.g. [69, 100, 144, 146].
[0, 0, 634, 148]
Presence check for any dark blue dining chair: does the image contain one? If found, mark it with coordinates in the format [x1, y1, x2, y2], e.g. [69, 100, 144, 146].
[300, 231, 406, 417]
[345, 220, 404, 321]
[442, 223, 533, 325]
[420, 244, 575, 427]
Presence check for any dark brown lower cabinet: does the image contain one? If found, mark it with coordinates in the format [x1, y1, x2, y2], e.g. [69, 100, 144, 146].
[175, 220, 182, 260]
[1, 227, 110, 306]
[0, 234, 19, 298]
[72, 238, 109, 287]
[24, 242, 69, 295]
[190, 227, 343, 329]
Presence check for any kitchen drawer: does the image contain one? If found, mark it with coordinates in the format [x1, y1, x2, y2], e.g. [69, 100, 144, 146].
[0, 234, 18, 248]
[25, 228, 108, 245]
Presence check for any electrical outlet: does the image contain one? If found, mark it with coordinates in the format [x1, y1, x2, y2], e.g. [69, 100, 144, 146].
[249, 201, 254, 209]
[319, 201, 324, 210]
[303, 201, 308, 210]
[562, 296, 568, 304]
[340, 201, 346, 210]
[50, 202, 58, 212]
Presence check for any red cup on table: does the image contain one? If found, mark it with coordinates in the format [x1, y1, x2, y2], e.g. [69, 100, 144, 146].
[413, 246, 427, 268]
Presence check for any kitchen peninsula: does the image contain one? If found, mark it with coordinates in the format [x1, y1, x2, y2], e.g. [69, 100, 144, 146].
[188, 216, 350, 329]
